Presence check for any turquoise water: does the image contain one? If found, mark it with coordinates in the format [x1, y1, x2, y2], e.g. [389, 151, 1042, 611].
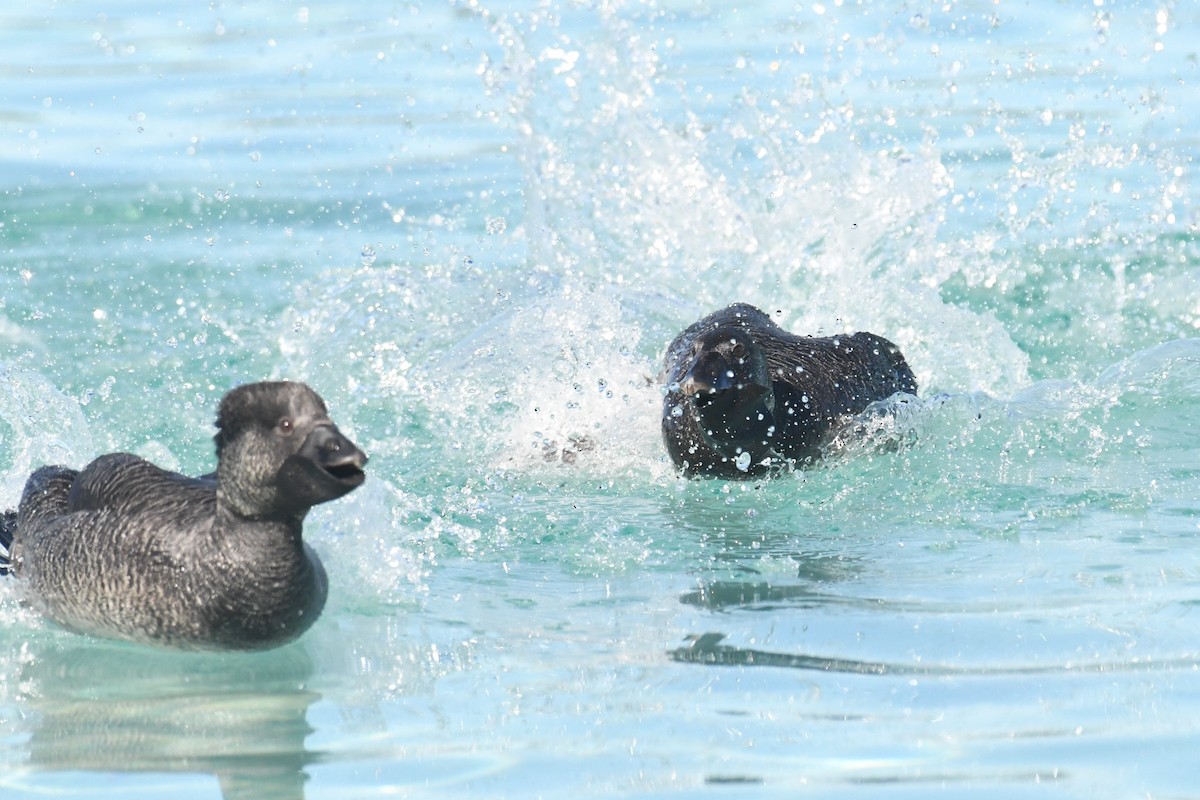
[2, 0, 1200, 797]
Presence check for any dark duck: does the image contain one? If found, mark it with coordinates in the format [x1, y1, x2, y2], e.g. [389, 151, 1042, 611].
[0, 381, 367, 651]
[661, 303, 917, 478]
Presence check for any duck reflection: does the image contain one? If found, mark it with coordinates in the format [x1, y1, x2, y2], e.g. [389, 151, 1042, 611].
[673, 540, 885, 674]
[670, 631, 904, 673]
[11, 637, 318, 800]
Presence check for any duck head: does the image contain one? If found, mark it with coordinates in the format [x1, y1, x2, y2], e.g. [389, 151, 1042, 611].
[677, 326, 772, 415]
[214, 381, 368, 519]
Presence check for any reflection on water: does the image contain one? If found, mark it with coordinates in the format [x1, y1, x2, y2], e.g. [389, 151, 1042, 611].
[6, 639, 318, 800]
[671, 631, 1200, 677]
[680, 581, 869, 613]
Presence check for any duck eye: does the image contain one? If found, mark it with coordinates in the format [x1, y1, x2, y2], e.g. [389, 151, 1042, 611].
[730, 341, 747, 360]
[277, 418, 294, 434]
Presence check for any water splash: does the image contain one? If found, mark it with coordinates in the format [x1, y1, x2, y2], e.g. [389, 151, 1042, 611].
[468, 0, 1036, 396]
[0, 364, 94, 503]
[421, 284, 664, 476]
[270, 1, 1200, 591]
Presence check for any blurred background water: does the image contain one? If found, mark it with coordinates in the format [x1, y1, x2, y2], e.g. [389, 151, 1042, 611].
[1, 0, 1199, 797]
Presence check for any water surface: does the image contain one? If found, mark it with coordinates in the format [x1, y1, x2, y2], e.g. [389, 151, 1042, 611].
[2, 1, 1200, 797]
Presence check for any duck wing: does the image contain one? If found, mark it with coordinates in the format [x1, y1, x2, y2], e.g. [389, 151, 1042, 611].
[65, 453, 216, 516]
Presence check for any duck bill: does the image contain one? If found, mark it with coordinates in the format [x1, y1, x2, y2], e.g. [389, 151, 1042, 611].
[680, 362, 771, 410]
[680, 361, 734, 398]
[276, 424, 368, 509]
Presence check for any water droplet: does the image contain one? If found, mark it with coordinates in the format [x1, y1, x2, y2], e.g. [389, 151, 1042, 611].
[361, 245, 377, 266]
[248, 151, 261, 162]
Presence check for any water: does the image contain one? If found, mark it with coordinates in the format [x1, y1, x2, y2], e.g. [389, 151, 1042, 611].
[2, 0, 1199, 796]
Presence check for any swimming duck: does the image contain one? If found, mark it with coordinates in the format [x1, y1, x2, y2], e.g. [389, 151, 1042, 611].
[0, 381, 367, 650]
[661, 303, 916, 478]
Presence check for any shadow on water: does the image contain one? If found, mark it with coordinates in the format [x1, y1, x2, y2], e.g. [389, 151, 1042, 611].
[3, 638, 319, 800]
[671, 632, 1200, 678]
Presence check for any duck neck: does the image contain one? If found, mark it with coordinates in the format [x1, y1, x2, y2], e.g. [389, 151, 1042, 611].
[215, 492, 307, 543]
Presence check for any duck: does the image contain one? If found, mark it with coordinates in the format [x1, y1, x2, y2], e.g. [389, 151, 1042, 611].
[0, 380, 367, 650]
[661, 303, 917, 478]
